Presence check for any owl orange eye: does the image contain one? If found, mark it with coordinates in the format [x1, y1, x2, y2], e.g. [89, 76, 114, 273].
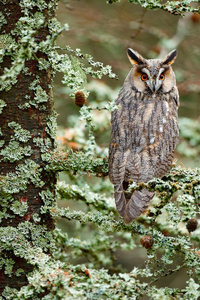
[159, 74, 165, 80]
[141, 74, 148, 81]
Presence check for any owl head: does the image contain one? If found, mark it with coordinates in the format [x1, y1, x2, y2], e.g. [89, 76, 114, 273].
[127, 48, 177, 95]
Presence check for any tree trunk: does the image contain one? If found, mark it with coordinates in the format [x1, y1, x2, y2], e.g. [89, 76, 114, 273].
[0, 0, 56, 293]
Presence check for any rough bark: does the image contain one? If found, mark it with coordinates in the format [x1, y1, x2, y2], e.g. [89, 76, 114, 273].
[0, 0, 56, 293]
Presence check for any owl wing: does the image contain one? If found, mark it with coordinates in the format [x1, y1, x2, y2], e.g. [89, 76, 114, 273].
[109, 87, 142, 185]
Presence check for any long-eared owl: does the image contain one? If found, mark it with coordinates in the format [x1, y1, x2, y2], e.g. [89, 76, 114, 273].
[109, 48, 179, 223]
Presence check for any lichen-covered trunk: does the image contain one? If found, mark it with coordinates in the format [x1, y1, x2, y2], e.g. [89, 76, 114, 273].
[0, 1, 56, 294]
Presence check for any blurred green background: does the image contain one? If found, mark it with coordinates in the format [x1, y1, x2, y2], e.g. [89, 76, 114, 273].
[54, 0, 200, 295]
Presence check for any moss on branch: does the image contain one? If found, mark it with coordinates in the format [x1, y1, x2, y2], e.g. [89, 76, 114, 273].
[43, 150, 109, 176]
[57, 181, 115, 212]
[107, 0, 200, 16]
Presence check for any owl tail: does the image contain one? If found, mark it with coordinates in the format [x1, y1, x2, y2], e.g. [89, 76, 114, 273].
[114, 184, 155, 223]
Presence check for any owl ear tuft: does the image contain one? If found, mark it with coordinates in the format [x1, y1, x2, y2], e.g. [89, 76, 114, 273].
[127, 48, 145, 65]
[162, 49, 177, 65]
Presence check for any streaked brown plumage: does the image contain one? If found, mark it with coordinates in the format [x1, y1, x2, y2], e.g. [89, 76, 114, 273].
[109, 49, 179, 223]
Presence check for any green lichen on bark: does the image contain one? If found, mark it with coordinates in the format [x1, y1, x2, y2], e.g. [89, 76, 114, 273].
[0, 160, 45, 194]
[0, 141, 32, 162]
[43, 150, 109, 176]
[0, 0, 57, 294]
[0, 99, 7, 113]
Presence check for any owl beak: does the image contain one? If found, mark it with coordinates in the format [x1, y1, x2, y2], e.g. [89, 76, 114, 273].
[151, 80, 156, 93]
[149, 80, 158, 93]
